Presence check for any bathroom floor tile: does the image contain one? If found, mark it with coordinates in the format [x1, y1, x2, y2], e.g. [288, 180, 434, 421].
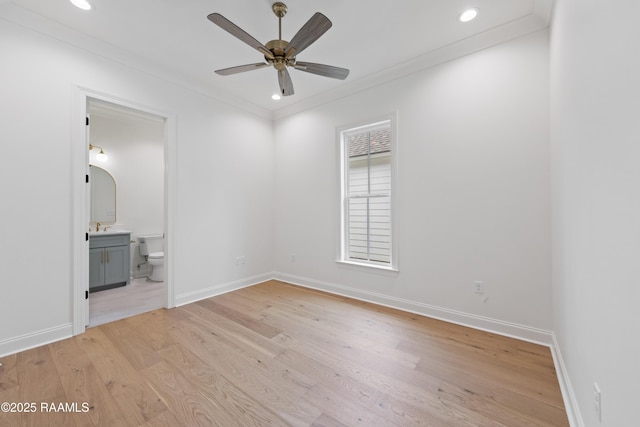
[89, 277, 164, 327]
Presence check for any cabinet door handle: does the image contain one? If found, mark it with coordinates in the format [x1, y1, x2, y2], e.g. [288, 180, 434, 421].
[106, 250, 110, 263]
[101, 251, 104, 264]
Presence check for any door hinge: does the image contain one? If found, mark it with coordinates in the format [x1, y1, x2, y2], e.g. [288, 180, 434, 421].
[86, 174, 89, 183]
[86, 116, 89, 126]
[85, 232, 89, 241]
[85, 290, 89, 299]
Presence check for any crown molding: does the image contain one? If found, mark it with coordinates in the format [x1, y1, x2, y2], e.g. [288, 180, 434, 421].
[272, 6, 552, 120]
[1, 1, 553, 122]
[0, 2, 272, 119]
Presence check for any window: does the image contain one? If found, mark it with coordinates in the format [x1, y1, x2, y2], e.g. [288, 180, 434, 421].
[339, 118, 396, 269]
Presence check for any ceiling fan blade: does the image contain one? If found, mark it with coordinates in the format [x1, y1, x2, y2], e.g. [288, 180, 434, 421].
[284, 12, 332, 59]
[278, 68, 295, 96]
[215, 63, 270, 76]
[208, 13, 274, 60]
[294, 62, 350, 80]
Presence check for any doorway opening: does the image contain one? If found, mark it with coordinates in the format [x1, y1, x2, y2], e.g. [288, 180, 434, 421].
[72, 87, 176, 334]
[87, 99, 166, 326]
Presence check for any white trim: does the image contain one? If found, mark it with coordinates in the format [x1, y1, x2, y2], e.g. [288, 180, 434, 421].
[0, 4, 271, 120]
[335, 259, 399, 273]
[0, 324, 73, 358]
[273, 23, 551, 120]
[175, 273, 275, 307]
[71, 86, 177, 334]
[71, 85, 90, 335]
[273, 272, 553, 346]
[533, 0, 554, 22]
[551, 333, 584, 427]
[0, 1, 550, 121]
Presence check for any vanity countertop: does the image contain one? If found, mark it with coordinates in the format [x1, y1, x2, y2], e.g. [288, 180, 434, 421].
[89, 229, 131, 237]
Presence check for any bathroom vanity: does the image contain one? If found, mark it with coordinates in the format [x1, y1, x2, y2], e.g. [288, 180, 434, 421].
[89, 231, 131, 293]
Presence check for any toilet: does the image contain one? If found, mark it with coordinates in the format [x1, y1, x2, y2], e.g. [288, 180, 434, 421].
[138, 234, 164, 282]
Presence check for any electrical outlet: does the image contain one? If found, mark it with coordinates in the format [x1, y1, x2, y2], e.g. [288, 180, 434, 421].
[594, 382, 601, 422]
[474, 281, 484, 294]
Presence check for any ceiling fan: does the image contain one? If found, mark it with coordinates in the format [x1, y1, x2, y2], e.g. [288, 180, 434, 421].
[207, 2, 349, 97]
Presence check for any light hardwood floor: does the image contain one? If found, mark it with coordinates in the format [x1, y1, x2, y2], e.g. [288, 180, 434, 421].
[0, 280, 568, 426]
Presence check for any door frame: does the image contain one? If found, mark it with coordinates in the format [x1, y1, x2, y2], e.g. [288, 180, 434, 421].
[71, 86, 177, 334]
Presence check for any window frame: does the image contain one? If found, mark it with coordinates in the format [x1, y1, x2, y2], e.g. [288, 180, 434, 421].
[337, 114, 398, 271]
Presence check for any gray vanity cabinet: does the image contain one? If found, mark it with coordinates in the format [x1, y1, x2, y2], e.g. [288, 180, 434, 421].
[89, 232, 130, 292]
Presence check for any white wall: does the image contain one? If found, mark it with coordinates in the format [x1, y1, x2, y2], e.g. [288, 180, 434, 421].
[90, 112, 165, 277]
[274, 30, 552, 339]
[550, 0, 640, 425]
[0, 17, 274, 355]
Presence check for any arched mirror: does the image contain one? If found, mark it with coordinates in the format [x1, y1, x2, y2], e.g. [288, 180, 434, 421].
[90, 165, 116, 224]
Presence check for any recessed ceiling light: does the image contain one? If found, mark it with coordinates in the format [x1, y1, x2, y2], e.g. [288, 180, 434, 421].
[271, 94, 281, 101]
[70, 0, 92, 11]
[459, 8, 478, 23]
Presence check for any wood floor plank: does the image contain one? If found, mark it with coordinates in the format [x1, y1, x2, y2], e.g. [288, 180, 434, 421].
[120, 309, 188, 352]
[413, 345, 563, 408]
[140, 360, 232, 427]
[263, 303, 421, 369]
[99, 367, 166, 426]
[311, 412, 350, 427]
[100, 320, 164, 370]
[274, 333, 493, 426]
[138, 409, 183, 427]
[167, 316, 321, 426]
[180, 301, 285, 360]
[1, 280, 569, 426]
[75, 328, 167, 425]
[302, 382, 392, 426]
[276, 348, 452, 427]
[0, 386, 20, 427]
[156, 343, 290, 426]
[0, 354, 17, 392]
[195, 298, 282, 339]
[58, 363, 132, 427]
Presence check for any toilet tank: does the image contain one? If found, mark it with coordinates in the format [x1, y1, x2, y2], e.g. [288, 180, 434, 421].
[138, 234, 164, 256]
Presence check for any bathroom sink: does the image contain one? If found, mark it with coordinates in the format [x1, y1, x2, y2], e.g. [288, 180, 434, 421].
[89, 229, 131, 236]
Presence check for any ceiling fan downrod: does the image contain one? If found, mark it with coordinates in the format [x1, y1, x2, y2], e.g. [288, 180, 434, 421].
[272, 2, 287, 41]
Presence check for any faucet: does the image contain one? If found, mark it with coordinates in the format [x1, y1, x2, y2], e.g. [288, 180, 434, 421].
[95, 222, 101, 232]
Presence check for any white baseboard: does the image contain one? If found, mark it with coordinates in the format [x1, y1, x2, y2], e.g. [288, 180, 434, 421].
[550, 333, 584, 427]
[273, 272, 553, 346]
[0, 323, 73, 358]
[174, 272, 275, 307]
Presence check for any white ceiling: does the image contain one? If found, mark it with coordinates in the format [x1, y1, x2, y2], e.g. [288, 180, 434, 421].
[1, 0, 552, 117]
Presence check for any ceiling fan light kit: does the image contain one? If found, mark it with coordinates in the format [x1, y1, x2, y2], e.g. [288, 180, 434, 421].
[207, 2, 349, 97]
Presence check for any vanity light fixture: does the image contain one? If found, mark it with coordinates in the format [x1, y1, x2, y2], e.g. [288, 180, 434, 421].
[70, 0, 92, 10]
[89, 144, 108, 162]
[459, 8, 479, 22]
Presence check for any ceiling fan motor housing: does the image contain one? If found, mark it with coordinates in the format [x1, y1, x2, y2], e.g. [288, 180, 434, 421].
[266, 39, 291, 70]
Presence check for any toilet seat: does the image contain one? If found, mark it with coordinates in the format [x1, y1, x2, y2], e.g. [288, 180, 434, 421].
[148, 251, 164, 259]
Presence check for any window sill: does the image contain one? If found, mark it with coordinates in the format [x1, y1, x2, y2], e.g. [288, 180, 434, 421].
[336, 259, 399, 274]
